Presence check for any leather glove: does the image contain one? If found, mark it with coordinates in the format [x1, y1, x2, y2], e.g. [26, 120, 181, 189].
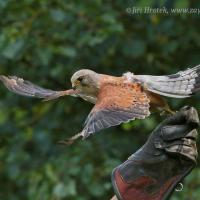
[111, 106, 199, 200]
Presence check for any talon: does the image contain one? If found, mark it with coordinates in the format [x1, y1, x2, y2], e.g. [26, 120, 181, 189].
[165, 108, 176, 115]
[164, 108, 176, 115]
[160, 111, 166, 116]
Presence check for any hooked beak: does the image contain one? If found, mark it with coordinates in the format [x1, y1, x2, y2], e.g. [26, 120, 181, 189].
[72, 80, 80, 90]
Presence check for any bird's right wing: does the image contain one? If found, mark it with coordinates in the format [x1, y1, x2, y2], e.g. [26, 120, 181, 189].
[0, 75, 76, 101]
[135, 65, 200, 98]
[80, 82, 150, 139]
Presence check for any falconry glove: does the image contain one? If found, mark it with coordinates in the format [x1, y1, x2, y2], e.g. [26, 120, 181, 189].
[112, 106, 199, 200]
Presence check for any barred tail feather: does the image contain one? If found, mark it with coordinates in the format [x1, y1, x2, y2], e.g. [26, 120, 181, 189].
[136, 65, 200, 98]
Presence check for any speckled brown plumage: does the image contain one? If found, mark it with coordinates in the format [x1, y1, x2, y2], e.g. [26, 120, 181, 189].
[81, 80, 150, 138]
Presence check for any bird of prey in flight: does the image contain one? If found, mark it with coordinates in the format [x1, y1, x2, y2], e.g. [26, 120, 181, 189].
[0, 65, 200, 144]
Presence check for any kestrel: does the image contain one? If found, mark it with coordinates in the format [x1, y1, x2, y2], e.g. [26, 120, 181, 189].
[0, 65, 200, 144]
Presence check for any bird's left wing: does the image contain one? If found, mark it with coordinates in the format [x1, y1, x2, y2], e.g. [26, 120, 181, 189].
[81, 82, 150, 139]
[0, 75, 76, 101]
[135, 65, 200, 98]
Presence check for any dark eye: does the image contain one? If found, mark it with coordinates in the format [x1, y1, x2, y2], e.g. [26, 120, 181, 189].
[77, 77, 83, 82]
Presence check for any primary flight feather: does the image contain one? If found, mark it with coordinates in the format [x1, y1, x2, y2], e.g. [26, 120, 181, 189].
[1, 65, 200, 144]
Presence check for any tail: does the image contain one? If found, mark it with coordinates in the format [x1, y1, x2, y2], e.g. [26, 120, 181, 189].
[137, 65, 200, 98]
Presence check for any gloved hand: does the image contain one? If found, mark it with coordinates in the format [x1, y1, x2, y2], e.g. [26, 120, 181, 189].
[111, 106, 199, 200]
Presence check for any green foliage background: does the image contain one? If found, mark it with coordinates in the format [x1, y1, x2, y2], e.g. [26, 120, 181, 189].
[0, 0, 200, 199]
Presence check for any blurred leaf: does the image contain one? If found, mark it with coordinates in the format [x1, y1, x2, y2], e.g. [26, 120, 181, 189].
[175, 0, 189, 8]
[2, 38, 25, 59]
[137, 0, 154, 7]
[50, 9, 67, 22]
[123, 39, 146, 57]
[55, 46, 77, 58]
[0, 0, 8, 9]
[53, 182, 68, 198]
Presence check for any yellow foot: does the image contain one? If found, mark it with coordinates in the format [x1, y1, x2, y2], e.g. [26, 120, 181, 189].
[166, 109, 176, 115]
[160, 109, 176, 116]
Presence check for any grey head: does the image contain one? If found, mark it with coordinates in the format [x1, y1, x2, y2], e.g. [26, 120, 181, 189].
[70, 69, 101, 103]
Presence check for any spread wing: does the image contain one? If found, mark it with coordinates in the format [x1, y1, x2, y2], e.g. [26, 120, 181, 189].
[0, 75, 74, 101]
[135, 65, 200, 98]
[81, 82, 150, 139]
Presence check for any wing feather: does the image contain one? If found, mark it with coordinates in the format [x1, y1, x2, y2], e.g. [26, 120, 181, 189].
[81, 82, 150, 138]
[0, 75, 72, 100]
[135, 65, 200, 98]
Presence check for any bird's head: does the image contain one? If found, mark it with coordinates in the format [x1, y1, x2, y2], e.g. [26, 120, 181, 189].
[70, 69, 101, 101]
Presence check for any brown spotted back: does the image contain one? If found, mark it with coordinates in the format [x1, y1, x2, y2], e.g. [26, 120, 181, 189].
[81, 81, 150, 138]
